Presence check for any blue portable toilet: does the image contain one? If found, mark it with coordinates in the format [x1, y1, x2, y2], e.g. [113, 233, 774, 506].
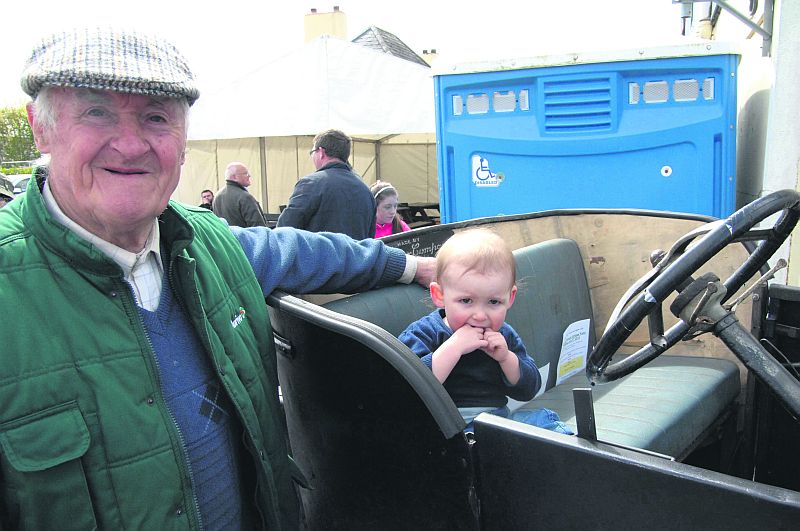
[434, 43, 739, 222]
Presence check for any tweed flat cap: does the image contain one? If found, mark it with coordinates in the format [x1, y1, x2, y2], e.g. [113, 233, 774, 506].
[21, 28, 199, 105]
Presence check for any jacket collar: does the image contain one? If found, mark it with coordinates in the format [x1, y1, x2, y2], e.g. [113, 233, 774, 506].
[319, 160, 351, 172]
[225, 180, 248, 191]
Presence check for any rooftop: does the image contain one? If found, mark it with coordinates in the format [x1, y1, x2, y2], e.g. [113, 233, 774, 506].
[352, 26, 429, 68]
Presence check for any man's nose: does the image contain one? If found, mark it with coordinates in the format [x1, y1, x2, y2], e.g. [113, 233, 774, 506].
[109, 117, 150, 157]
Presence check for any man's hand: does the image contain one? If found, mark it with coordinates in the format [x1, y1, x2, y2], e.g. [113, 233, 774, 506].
[413, 256, 436, 287]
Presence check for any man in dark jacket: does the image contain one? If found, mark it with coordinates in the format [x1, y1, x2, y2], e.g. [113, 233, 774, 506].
[213, 162, 266, 226]
[199, 188, 214, 209]
[277, 129, 376, 239]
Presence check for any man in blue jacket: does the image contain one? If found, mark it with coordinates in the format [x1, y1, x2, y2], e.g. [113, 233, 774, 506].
[0, 28, 434, 531]
[277, 129, 377, 239]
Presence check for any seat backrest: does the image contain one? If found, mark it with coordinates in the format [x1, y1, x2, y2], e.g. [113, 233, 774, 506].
[323, 283, 433, 336]
[267, 293, 478, 530]
[506, 238, 596, 391]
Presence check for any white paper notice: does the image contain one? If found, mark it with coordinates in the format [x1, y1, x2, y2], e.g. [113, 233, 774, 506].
[556, 319, 591, 385]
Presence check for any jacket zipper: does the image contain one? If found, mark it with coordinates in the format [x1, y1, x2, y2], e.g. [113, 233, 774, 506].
[171, 258, 277, 530]
[124, 278, 204, 530]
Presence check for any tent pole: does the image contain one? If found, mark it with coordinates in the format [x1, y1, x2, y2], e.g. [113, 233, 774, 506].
[375, 141, 381, 182]
[259, 137, 268, 209]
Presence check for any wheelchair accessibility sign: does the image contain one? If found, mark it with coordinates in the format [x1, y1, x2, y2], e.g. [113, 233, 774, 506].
[472, 155, 504, 187]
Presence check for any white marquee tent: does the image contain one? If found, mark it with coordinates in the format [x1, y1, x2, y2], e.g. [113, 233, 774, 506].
[174, 36, 438, 213]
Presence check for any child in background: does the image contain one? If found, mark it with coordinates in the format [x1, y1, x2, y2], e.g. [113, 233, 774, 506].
[370, 181, 411, 237]
[399, 228, 571, 434]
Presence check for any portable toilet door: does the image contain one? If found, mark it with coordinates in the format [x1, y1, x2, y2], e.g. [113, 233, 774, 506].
[434, 44, 739, 223]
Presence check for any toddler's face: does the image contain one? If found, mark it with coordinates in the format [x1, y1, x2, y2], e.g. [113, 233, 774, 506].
[433, 264, 516, 332]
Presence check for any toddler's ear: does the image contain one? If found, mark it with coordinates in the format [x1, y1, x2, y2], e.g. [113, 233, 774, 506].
[430, 282, 445, 308]
[508, 285, 517, 307]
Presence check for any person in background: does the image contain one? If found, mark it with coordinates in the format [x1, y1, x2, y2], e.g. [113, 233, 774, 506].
[199, 188, 214, 209]
[277, 129, 376, 239]
[0, 176, 13, 208]
[370, 180, 411, 238]
[212, 162, 266, 227]
[398, 228, 571, 434]
[0, 27, 435, 530]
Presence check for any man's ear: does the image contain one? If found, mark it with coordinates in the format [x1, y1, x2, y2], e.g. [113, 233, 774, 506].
[430, 281, 445, 308]
[508, 285, 517, 307]
[27, 102, 51, 154]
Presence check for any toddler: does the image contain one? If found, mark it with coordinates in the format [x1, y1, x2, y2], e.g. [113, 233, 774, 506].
[399, 228, 571, 434]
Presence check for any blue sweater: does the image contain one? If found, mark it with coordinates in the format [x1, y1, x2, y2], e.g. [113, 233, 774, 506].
[232, 225, 405, 294]
[399, 310, 541, 408]
[142, 285, 245, 529]
[143, 222, 408, 530]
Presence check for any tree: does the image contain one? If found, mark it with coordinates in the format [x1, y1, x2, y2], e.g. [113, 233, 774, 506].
[0, 106, 38, 164]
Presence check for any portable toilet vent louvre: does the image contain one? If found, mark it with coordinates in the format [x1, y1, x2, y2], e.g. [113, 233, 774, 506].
[434, 44, 739, 223]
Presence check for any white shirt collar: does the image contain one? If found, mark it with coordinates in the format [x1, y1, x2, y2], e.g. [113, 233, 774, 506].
[42, 180, 163, 274]
[42, 180, 164, 310]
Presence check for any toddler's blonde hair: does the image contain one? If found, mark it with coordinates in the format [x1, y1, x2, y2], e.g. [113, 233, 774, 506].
[435, 228, 515, 290]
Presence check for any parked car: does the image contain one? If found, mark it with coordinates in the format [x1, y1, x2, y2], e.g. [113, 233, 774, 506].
[0, 175, 14, 203]
[10, 174, 31, 196]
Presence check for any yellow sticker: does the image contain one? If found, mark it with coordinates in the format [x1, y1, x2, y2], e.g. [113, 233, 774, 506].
[558, 356, 584, 377]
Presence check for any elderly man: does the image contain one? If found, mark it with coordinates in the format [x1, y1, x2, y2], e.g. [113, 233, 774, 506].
[0, 29, 433, 531]
[277, 129, 376, 239]
[213, 162, 266, 227]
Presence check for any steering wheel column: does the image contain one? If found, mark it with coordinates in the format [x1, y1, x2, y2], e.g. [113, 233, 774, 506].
[671, 274, 800, 420]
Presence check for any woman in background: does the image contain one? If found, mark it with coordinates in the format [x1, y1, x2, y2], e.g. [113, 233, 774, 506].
[370, 181, 411, 237]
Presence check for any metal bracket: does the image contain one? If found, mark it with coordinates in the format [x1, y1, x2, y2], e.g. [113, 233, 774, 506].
[573, 388, 598, 441]
[726, 258, 787, 312]
[673, 0, 774, 56]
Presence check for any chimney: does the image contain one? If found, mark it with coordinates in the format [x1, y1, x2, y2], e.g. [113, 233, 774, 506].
[304, 6, 348, 42]
[422, 48, 438, 66]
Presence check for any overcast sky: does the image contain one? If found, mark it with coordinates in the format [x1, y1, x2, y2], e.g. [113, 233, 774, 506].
[1, 1, 688, 107]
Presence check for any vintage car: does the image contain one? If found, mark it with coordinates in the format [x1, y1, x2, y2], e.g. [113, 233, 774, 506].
[267, 190, 800, 529]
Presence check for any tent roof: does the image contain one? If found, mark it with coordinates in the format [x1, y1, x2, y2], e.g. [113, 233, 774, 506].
[187, 36, 435, 141]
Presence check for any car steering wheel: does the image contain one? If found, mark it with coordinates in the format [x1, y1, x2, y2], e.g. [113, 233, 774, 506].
[586, 189, 800, 417]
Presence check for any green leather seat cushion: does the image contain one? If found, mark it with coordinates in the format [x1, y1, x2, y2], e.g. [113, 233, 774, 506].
[518, 354, 740, 458]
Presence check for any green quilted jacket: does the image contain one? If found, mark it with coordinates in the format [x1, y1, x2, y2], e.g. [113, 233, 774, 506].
[0, 175, 299, 530]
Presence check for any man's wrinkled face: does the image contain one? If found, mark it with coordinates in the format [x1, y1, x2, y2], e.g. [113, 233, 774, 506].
[31, 87, 187, 237]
